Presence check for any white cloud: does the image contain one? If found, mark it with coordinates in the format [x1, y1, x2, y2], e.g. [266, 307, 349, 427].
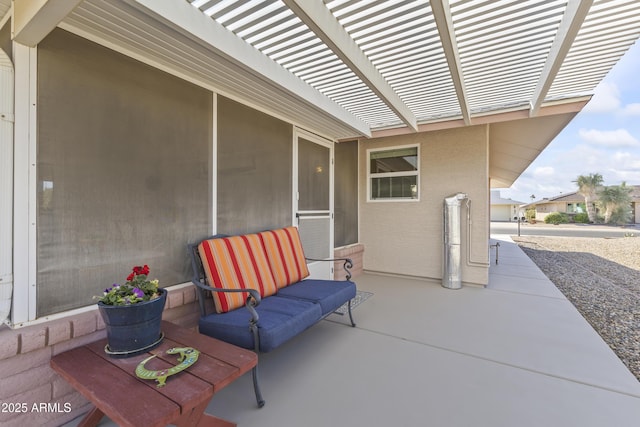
[532, 166, 555, 178]
[583, 82, 621, 113]
[578, 128, 639, 148]
[612, 151, 640, 167]
[621, 103, 640, 116]
[609, 152, 640, 182]
[505, 179, 564, 203]
[608, 169, 640, 183]
[581, 82, 640, 116]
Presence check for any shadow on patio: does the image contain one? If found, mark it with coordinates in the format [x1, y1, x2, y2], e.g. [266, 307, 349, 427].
[67, 236, 640, 427]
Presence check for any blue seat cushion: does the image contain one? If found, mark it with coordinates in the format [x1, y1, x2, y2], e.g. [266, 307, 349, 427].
[198, 296, 322, 352]
[277, 279, 356, 316]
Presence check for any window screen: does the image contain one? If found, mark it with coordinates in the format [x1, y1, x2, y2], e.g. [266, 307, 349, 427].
[36, 29, 212, 316]
[335, 140, 358, 247]
[217, 96, 293, 235]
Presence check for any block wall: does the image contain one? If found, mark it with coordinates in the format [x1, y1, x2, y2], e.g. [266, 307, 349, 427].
[334, 244, 364, 281]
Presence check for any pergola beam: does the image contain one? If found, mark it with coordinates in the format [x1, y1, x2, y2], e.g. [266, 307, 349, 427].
[283, 0, 418, 132]
[529, 0, 593, 117]
[430, 0, 471, 125]
[12, 0, 84, 46]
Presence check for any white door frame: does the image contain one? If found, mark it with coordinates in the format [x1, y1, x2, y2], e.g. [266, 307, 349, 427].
[293, 128, 334, 279]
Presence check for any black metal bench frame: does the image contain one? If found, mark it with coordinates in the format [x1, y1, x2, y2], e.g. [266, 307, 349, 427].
[188, 239, 355, 408]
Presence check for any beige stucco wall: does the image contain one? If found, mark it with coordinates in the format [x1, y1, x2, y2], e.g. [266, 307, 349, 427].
[534, 202, 565, 221]
[359, 125, 490, 286]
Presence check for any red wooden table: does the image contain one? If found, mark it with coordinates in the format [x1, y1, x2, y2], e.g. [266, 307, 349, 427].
[51, 321, 257, 427]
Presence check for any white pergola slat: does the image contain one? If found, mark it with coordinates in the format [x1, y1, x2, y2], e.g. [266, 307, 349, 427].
[549, 0, 640, 99]
[529, 0, 593, 117]
[3, 0, 639, 137]
[181, 0, 639, 132]
[283, 0, 418, 131]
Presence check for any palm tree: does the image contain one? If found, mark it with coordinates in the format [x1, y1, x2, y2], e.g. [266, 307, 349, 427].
[573, 173, 603, 223]
[597, 182, 633, 224]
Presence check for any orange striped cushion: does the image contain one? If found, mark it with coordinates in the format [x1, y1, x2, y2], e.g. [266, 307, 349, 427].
[258, 227, 310, 288]
[198, 234, 278, 313]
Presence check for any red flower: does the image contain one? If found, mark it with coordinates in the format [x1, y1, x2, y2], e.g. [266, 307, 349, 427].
[127, 265, 150, 281]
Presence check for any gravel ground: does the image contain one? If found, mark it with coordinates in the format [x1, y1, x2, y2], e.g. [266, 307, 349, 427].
[512, 235, 640, 382]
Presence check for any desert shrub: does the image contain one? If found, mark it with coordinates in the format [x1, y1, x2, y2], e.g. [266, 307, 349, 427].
[574, 212, 590, 223]
[525, 208, 536, 222]
[609, 206, 632, 225]
[544, 212, 569, 224]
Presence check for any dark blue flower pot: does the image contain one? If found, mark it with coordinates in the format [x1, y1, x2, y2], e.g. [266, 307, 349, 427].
[98, 289, 167, 358]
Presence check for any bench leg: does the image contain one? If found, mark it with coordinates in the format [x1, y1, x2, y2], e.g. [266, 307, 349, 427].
[347, 299, 356, 327]
[252, 365, 265, 408]
[250, 321, 266, 408]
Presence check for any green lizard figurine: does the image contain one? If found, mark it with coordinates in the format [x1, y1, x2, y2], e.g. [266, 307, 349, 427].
[135, 347, 200, 387]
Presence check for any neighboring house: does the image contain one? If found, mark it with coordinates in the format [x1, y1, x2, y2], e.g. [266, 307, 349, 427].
[1, 2, 640, 425]
[490, 191, 525, 222]
[523, 186, 640, 223]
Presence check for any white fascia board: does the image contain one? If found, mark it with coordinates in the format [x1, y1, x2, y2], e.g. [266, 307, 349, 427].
[128, 0, 371, 138]
[529, 0, 593, 117]
[12, 0, 83, 46]
[430, 0, 471, 125]
[283, 0, 418, 132]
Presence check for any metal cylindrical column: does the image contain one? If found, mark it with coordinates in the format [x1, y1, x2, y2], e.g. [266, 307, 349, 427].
[443, 193, 467, 289]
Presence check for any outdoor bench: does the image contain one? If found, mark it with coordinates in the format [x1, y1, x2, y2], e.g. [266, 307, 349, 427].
[188, 226, 357, 407]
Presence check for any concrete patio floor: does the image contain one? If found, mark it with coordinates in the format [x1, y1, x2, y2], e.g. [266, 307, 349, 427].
[68, 235, 640, 426]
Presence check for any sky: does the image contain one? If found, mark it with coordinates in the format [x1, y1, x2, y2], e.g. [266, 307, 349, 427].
[498, 40, 640, 204]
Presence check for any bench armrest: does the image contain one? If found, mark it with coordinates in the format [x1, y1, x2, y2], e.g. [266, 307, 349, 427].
[189, 241, 261, 317]
[190, 279, 261, 320]
[305, 257, 353, 281]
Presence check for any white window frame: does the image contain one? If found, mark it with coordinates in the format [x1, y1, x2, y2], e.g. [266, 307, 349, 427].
[12, 43, 38, 326]
[367, 144, 420, 202]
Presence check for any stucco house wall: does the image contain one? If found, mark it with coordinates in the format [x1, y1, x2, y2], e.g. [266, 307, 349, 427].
[534, 201, 567, 221]
[359, 125, 490, 286]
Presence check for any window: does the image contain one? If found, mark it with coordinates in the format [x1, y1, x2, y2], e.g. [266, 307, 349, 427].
[368, 145, 419, 201]
[567, 203, 585, 213]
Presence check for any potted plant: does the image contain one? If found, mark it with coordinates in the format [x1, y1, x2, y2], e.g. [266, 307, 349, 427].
[97, 265, 166, 357]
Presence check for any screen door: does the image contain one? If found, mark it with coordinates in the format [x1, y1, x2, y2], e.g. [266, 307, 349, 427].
[295, 130, 333, 279]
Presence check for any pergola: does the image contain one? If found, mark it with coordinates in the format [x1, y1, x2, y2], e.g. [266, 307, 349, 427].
[6, 0, 640, 187]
